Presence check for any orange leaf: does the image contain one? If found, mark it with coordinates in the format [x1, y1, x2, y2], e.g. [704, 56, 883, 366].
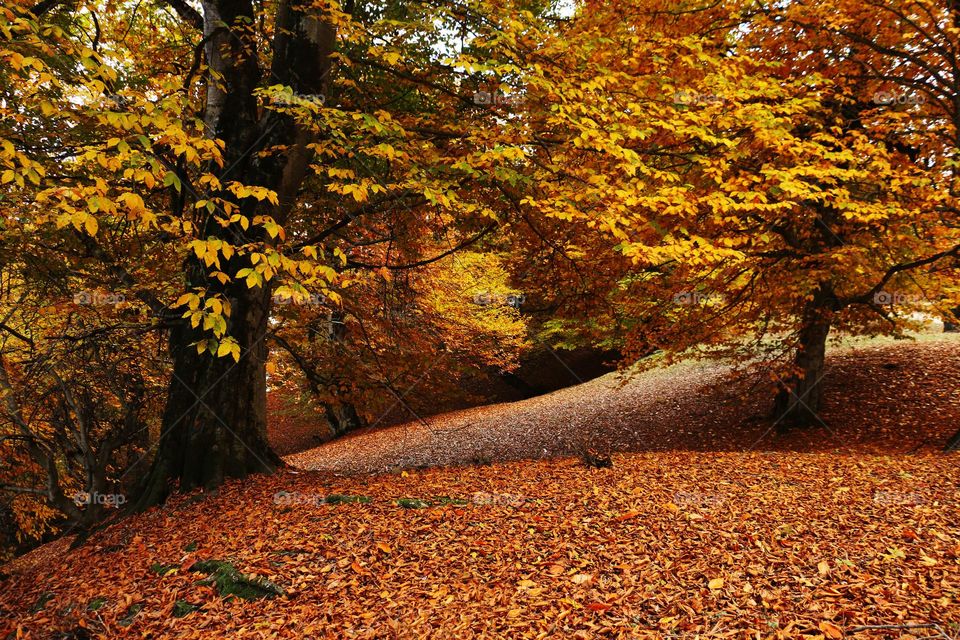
[614, 511, 641, 522]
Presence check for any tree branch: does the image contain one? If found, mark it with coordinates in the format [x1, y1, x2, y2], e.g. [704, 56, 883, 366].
[346, 223, 497, 271]
[161, 0, 203, 30]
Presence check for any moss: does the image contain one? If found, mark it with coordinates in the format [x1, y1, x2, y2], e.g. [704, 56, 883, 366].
[172, 599, 199, 618]
[324, 494, 370, 505]
[149, 562, 177, 576]
[190, 559, 284, 600]
[87, 597, 107, 611]
[118, 603, 142, 627]
[30, 591, 54, 613]
[396, 498, 431, 509]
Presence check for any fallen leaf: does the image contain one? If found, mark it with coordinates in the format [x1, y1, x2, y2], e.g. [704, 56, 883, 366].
[819, 621, 843, 639]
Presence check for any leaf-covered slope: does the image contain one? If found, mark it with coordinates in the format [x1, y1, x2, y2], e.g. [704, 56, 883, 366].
[288, 337, 960, 473]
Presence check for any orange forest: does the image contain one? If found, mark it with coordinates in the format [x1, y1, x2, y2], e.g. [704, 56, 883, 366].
[1, 0, 959, 637]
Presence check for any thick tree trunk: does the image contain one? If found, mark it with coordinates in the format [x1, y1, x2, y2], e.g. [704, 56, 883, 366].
[132, 0, 336, 509]
[134, 285, 280, 507]
[774, 288, 834, 429]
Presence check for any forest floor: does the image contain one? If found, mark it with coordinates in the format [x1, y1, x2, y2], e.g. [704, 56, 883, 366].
[2, 336, 959, 638]
[288, 335, 960, 472]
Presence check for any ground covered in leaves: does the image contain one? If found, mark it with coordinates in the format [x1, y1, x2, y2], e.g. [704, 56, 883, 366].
[289, 337, 960, 472]
[2, 455, 959, 638]
[2, 338, 960, 638]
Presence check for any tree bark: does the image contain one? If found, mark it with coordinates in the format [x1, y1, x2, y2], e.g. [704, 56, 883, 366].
[133, 0, 337, 508]
[321, 310, 365, 438]
[944, 306, 960, 332]
[325, 402, 363, 438]
[134, 284, 278, 505]
[774, 287, 834, 429]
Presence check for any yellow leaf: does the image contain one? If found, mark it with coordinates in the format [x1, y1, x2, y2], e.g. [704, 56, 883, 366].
[708, 578, 724, 590]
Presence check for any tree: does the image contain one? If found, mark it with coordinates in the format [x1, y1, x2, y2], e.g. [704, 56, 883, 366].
[0, 0, 578, 511]
[504, 0, 959, 429]
[4, 0, 959, 539]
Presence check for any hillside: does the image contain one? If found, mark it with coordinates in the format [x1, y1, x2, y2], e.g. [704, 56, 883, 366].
[288, 337, 960, 473]
[2, 338, 959, 638]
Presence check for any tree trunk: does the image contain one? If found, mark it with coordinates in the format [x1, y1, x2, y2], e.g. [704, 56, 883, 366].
[944, 303, 960, 448]
[134, 285, 280, 507]
[322, 310, 365, 438]
[131, 0, 337, 509]
[325, 402, 363, 438]
[774, 288, 834, 429]
[944, 305, 960, 332]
